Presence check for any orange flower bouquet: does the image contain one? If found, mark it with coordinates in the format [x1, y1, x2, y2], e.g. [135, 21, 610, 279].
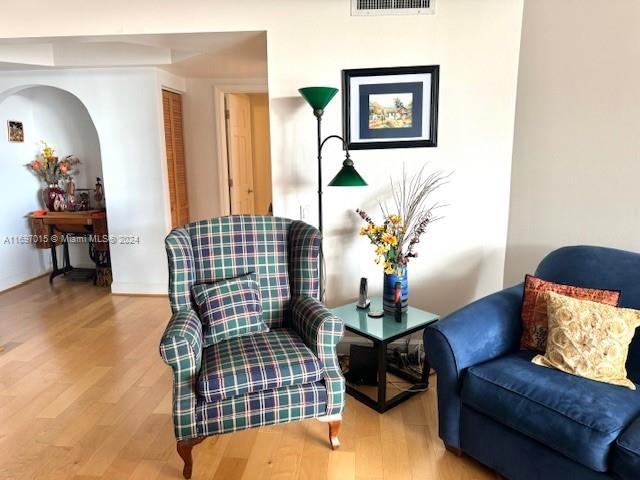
[25, 141, 80, 186]
[26, 141, 81, 211]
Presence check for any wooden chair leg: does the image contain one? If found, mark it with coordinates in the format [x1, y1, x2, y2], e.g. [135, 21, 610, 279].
[177, 438, 204, 479]
[318, 414, 342, 450]
[328, 420, 341, 450]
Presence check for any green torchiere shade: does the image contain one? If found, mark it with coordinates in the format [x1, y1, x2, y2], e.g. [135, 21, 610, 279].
[328, 160, 368, 187]
[298, 86, 339, 110]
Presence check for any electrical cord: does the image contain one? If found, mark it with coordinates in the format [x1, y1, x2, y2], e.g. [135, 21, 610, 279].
[339, 337, 434, 395]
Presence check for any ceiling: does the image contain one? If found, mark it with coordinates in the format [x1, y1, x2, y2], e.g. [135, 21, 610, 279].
[0, 31, 268, 79]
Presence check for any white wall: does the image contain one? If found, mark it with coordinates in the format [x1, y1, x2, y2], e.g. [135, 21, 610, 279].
[0, 68, 171, 294]
[504, 0, 640, 286]
[0, 0, 524, 313]
[182, 77, 221, 222]
[0, 93, 48, 290]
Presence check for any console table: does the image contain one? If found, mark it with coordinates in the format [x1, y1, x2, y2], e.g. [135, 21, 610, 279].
[29, 210, 111, 286]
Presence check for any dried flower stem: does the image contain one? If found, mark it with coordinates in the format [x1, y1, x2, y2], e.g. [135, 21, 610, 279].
[357, 164, 450, 271]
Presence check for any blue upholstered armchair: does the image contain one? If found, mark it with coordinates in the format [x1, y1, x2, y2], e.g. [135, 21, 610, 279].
[425, 246, 640, 480]
[159, 216, 345, 479]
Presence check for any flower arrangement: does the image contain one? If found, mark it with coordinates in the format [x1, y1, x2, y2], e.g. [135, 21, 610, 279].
[357, 165, 448, 274]
[25, 141, 80, 186]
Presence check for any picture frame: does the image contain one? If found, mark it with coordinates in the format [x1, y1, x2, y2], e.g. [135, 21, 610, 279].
[342, 65, 439, 150]
[7, 120, 24, 143]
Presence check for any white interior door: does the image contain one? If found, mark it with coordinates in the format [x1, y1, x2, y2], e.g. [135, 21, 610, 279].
[226, 93, 255, 214]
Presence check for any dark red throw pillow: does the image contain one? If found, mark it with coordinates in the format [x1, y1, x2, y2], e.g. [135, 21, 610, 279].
[520, 275, 620, 352]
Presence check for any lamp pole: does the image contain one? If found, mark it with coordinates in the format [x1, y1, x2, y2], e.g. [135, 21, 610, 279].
[314, 108, 324, 235]
[315, 111, 352, 302]
[299, 86, 367, 303]
[315, 110, 350, 235]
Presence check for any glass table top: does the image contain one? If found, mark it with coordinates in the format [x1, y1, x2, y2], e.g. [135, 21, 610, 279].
[330, 296, 439, 341]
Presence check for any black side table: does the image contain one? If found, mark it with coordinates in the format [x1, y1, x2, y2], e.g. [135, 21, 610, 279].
[331, 297, 439, 413]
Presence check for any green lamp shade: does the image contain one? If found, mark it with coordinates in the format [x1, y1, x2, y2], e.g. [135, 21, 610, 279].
[299, 87, 338, 110]
[328, 163, 368, 187]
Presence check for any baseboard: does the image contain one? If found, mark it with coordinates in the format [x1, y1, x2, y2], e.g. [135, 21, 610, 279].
[111, 292, 169, 298]
[0, 271, 49, 294]
[110, 281, 168, 295]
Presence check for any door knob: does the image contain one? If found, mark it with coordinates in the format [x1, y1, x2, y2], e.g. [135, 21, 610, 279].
[248, 189, 254, 194]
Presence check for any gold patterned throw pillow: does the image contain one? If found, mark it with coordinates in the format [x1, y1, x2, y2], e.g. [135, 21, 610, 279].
[532, 291, 640, 390]
[520, 275, 620, 352]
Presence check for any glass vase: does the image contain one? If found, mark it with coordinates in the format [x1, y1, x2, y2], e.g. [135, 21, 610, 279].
[382, 265, 408, 313]
[42, 184, 64, 211]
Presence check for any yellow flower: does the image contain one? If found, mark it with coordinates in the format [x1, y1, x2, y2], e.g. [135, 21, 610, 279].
[381, 233, 398, 246]
[41, 142, 55, 159]
[388, 214, 402, 225]
[375, 245, 389, 255]
[359, 226, 369, 236]
[384, 262, 395, 274]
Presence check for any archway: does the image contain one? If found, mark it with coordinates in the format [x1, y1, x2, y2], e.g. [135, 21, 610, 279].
[0, 85, 104, 290]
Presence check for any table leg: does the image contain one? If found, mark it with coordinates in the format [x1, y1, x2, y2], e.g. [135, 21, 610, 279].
[377, 340, 387, 411]
[63, 236, 73, 272]
[49, 226, 58, 284]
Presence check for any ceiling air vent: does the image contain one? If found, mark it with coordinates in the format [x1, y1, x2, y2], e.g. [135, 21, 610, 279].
[351, 0, 435, 16]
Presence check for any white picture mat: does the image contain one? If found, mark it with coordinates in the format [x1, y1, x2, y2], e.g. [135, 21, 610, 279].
[349, 73, 432, 143]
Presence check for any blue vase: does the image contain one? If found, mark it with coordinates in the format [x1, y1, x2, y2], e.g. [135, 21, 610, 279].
[383, 266, 408, 313]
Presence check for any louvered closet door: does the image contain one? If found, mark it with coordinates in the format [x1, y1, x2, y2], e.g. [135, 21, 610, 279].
[162, 90, 189, 228]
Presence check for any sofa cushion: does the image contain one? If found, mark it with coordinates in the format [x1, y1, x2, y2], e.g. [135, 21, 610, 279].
[612, 416, 640, 480]
[198, 328, 323, 402]
[462, 351, 640, 472]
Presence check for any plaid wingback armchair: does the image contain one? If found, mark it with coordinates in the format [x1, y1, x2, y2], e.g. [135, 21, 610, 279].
[159, 215, 345, 479]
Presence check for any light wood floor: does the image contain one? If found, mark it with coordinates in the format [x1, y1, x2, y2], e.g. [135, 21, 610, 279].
[0, 277, 499, 480]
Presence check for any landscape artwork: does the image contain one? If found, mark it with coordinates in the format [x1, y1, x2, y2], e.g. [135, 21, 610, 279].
[343, 65, 439, 149]
[7, 120, 24, 142]
[368, 93, 414, 129]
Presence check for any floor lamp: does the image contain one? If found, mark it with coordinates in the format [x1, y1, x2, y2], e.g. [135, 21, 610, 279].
[299, 86, 367, 302]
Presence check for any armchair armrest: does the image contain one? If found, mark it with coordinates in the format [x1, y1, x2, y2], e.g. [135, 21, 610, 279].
[159, 309, 203, 441]
[290, 296, 345, 416]
[424, 284, 523, 448]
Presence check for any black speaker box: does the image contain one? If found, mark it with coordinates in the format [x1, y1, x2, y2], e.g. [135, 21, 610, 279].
[345, 344, 377, 386]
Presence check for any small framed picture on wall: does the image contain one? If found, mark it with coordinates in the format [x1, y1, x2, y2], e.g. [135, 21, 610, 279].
[7, 120, 24, 142]
[342, 65, 439, 150]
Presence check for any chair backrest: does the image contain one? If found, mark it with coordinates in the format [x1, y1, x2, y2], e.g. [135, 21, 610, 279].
[166, 215, 320, 328]
[535, 245, 640, 382]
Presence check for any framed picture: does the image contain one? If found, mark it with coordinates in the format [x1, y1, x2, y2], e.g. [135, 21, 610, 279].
[342, 65, 439, 150]
[7, 120, 24, 142]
